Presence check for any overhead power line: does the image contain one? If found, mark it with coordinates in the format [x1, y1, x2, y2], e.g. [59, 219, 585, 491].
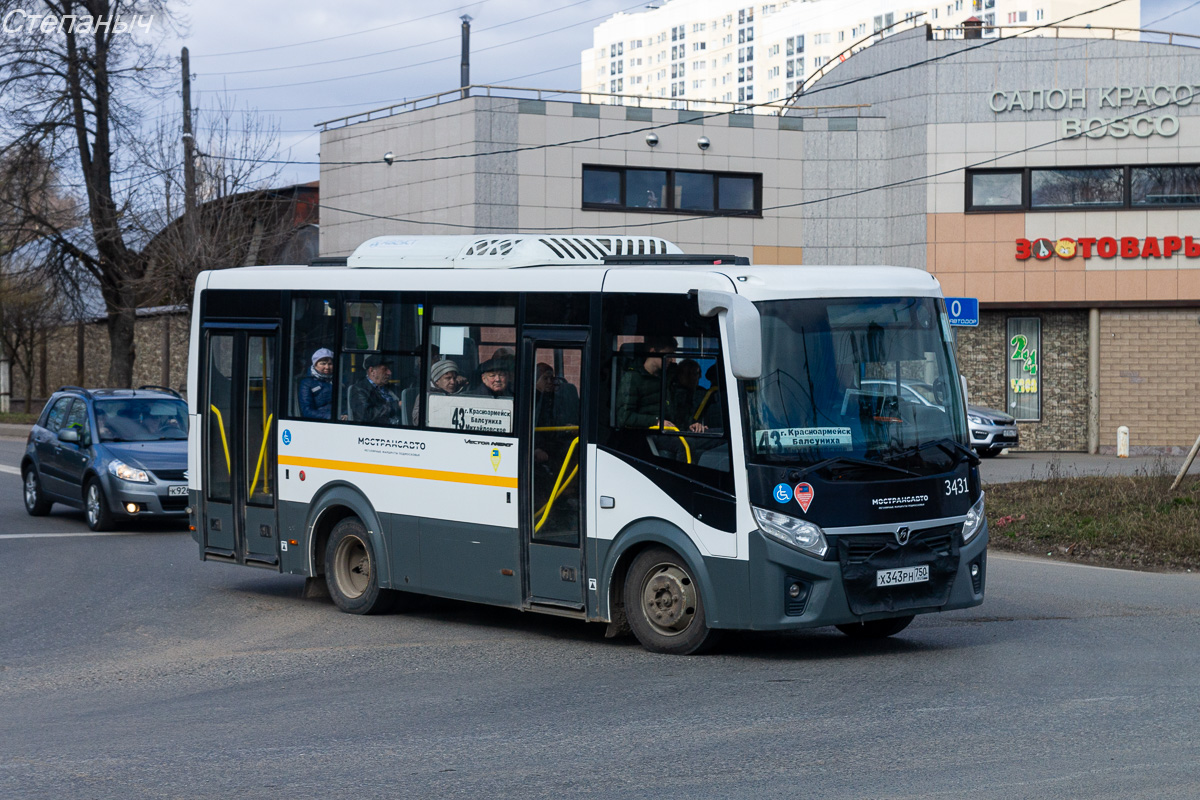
[313, 88, 1198, 234]
[191, 0, 492, 58]
[1143, 0, 1200, 28]
[211, 1, 647, 92]
[202, 0, 594, 77]
[197, 0, 1137, 166]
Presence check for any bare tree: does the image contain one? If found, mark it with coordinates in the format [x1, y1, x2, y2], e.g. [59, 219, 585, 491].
[0, 248, 71, 413]
[0, 0, 175, 386]
[134, 93, 285, 308]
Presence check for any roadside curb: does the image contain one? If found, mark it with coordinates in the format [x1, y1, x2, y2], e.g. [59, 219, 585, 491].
[0, 423, 28, 439]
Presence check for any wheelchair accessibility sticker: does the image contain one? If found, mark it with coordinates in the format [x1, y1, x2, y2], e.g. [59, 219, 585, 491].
[282, 429, 292, 446]
[773, 483, 793, 504]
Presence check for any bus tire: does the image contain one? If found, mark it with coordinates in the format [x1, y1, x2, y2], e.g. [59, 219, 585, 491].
[836, 615, 915, 639]
[325, 518, 396, 615]
[624, 546, 720, 655]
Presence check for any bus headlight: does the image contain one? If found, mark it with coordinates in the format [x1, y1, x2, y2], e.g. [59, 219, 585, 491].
[962, 493, 985, 544]
[753, 506, 828, 558]
[108, 459, 149, 483]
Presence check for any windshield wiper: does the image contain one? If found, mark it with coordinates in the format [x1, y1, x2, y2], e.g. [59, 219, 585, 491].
[793, 455, 919, 480]
[891, 437, 981, 466]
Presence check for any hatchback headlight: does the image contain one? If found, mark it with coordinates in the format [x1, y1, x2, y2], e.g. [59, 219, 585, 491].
[753, 506, 828, 558]
[108, 459, 149, 483]
[962, 493, 985, 544]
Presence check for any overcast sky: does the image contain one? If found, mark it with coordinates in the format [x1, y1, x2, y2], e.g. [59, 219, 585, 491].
[162, 0, 635, 186]
[159, 0, 1200, 187]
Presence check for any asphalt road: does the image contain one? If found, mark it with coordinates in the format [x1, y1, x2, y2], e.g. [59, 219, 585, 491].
[3, 437, 1199, 799]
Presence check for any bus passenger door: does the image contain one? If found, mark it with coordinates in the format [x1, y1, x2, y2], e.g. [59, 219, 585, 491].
[522, 333, 588, 609]
[202, 327, 280, 568]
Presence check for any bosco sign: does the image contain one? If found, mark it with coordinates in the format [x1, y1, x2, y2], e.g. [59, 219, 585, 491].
[1016, 236, 1200, 261]
[988, 84, 1192, 141]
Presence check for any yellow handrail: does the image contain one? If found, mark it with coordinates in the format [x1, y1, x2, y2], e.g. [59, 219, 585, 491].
[693, 387, 718, 422]
[250, 413, 274, 498]
[535, 436, 579, 533]
[209, 404, 231, 475]
[649, 424, 692, 464]
[260, 345, 269, 494]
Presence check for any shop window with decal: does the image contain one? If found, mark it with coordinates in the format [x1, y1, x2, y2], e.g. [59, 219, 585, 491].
[1007, 317, 1040, 422]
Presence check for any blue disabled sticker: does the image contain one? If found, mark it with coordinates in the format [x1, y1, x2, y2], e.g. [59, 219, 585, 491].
[282, 429, 292, 446]
[773, 483, 793, 504]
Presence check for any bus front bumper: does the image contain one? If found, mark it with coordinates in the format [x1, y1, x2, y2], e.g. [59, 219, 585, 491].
[738, 524, 988, 631]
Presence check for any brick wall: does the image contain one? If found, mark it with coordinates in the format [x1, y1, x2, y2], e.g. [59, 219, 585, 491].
[1099, 309, 1200, 453]
[956, 310, 1089, 451]
[9, 312, 190, 412]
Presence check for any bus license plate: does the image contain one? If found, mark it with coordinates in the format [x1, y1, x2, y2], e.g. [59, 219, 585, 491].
[876, 565, 929, 587]
[168, 485, 188, 497]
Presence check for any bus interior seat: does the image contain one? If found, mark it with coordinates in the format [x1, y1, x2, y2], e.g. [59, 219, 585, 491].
[400, 386, 418, 425]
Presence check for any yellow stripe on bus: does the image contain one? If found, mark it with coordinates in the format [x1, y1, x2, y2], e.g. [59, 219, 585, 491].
[277, 455, 518, 488]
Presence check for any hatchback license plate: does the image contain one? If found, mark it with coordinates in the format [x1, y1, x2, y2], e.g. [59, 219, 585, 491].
[168, 485, 188, 497]
[876, 565, 929, 587]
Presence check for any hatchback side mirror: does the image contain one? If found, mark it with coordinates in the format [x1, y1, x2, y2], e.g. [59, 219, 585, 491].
[57, 427, 80, 444]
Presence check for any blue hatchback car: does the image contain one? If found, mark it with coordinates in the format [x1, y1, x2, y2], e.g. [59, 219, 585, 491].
[21, 386, 190, 531]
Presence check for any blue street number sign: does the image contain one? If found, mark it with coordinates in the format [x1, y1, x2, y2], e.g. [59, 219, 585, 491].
[945, 297, 979, 327]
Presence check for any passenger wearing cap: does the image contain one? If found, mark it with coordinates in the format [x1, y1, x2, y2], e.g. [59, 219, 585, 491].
[349, 354, 403, 426]
[475, 355, 514, 398]
[412, 359, 464, 424]
[298, 347, 334, 420]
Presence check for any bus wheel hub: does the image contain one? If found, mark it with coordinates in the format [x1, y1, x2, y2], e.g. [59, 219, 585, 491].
[643, 567, 696, 631]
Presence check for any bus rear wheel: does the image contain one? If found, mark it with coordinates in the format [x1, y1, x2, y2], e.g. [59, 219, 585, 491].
[325, 518, 396, 615]
[624, 546, 720, 655]
[836, 615, 915, 639]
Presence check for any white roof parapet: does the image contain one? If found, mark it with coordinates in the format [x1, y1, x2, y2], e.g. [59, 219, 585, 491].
[347, 234, 683, 268]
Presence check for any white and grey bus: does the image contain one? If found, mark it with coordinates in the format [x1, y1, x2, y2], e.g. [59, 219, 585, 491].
[187, 235, 986, 654]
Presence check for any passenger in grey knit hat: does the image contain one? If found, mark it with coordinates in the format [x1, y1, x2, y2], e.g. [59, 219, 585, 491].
[413, 359, 464, 425]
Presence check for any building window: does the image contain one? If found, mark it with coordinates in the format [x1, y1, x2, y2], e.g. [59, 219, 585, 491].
[967, 164, 1200, 212]
[1031, 168, 1123, 209]
[1131, 165, 1200, 206]
[1006, 318, 1040, 422]
[582, 166, 763, 216]
[968, 171, 1023, 210]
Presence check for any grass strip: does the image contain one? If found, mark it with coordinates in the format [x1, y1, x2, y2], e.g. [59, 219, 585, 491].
[987, 460, 1200, 572]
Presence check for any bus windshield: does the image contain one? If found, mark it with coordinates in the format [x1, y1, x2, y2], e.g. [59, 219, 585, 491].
[745, 296, 967, 474]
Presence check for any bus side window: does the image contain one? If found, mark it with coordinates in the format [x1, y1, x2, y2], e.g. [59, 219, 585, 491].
[289, 296, 338, 420]
[601, 293, 732, 484]
[338, 298, 424, 427]
[424, 301, 516, 434]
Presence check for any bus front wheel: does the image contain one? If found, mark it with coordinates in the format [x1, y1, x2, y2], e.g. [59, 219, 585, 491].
[624, 546, 720, 655]
[325, 518, 396, 615]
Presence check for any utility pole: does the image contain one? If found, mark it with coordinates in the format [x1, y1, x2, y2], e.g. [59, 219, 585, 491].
[460, 15, 472, 99]
[181, 47, 197, 237]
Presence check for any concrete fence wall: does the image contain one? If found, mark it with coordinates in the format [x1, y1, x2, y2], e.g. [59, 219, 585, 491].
[5, 311, 190, 413]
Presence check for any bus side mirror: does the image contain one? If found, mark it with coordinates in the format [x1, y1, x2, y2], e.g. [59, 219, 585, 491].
[696, 290, 762, 380]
